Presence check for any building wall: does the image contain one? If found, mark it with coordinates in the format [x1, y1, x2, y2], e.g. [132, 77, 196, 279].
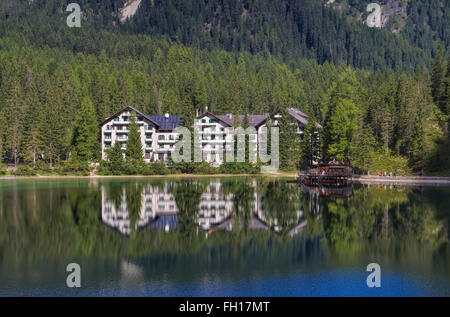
[101, 109, 178, 163]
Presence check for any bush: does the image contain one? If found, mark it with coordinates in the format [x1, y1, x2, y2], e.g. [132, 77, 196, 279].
[143, 162, 170, 175]
[97, 160, 112, 175]
[35, 160, 53, 174]
[193, 161, 218, 174]
[0, 164, 6, 176]
[56, 160, 90, 176]
[370, 151, 412, 176]
[219, 162, 260, 174]
[11, 165, 37, 176]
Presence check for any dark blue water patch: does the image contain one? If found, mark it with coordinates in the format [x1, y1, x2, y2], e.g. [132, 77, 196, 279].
[1, 269, 449, 297]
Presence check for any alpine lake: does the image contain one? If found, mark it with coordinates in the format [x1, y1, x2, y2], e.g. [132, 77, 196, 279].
[0, 177, 449, 296]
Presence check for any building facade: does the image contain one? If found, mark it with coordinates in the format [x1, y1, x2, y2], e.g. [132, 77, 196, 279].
[194, 107, 320, 165]
[100, 106, 181, 163]
[100, 106, 320, 166]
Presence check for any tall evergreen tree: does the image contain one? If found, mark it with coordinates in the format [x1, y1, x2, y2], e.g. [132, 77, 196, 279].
[125, 112, 144, 169]
[73, 96, 98, 164]
[323, 70, 360, 162]
[431, 44, 447, 113]
[4, 79, 25, 167]
[352, 124, 376, 174]
[278, 108, 301, 170]
[300, 116, 320, 169]
[107, 141, 124, 175]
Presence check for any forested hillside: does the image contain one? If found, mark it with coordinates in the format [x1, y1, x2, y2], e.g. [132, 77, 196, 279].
[0, 0, 449, 71]
[0, 0, 448, 175]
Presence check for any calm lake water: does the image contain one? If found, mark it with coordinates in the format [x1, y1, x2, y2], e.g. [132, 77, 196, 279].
[0, 177, 449, 297]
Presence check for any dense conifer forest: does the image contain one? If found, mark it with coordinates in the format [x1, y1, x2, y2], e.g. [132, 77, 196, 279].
[0, 0, 448, 175]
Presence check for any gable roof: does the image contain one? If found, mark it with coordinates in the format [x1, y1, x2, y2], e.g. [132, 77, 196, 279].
[100, 106, 160, 127]
[147, 115, 181, 131]
[197, 112, 270, 128]
[197, 111, 233, 127]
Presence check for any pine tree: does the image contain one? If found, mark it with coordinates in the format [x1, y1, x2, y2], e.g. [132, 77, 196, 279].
[107, 141, 124, 174]
[125, 112, 144, 169]
[300, 115, 320, 169]
[73, 95, 98, 164]
[278, 108, 301, 170]
[431, 44, 447, 113]
[352, 124, 376, 174]
[322, 69, 360, 162]
[243, 113, 250, 162]
[4, 79, 25, 167]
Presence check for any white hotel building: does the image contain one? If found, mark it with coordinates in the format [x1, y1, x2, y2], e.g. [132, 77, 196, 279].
[100, 106, 181, 163]
[100, 106, 319, 165]
[194, 107, 321, 165]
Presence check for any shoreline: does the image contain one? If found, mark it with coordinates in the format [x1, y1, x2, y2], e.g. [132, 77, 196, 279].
[1, 173, 450, 184]
[351, 175, 450, 185]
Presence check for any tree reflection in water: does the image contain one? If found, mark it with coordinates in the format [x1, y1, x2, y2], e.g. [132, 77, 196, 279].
[0, 178, 449, 280]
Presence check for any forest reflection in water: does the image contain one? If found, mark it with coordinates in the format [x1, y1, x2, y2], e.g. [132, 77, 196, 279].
[0, 177, 449, 296]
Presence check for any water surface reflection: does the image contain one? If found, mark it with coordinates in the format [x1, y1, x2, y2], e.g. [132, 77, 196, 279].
[0, 178, 449, 296]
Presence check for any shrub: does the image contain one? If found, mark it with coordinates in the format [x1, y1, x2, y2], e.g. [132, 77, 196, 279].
[35, 160, 53, 174]
[0, 164, 6, 176]
[193, 161, 218, 174]
[370, 151, 412, 176]
[11, 165, 37, 176]
[219, 162, 260, 174]
[143, 162, 170, 175]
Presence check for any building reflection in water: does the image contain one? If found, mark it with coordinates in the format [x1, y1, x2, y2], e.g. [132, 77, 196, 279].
[101, 181, 314, 237]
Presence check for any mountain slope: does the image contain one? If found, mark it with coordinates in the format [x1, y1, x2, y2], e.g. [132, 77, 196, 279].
[0, 0, 448, 71]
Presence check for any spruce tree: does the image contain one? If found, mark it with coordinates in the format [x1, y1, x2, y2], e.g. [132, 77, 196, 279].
[352, 124, 376, 174]
[278, 108, 301, 170]
[243, 113, 250, 162]
[300, 116, 320, 169]
[323, 70, 360, 162]
[431, 44, 447, 113]
[125, 112, 144, 170]
[107, 141, 124, 174]
[73, 95, 98, 164]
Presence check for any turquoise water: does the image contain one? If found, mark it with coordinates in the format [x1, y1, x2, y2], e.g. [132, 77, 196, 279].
[0, 177, 449, 296]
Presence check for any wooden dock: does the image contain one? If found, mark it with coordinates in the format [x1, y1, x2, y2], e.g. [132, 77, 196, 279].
[288, 161, 353, 187]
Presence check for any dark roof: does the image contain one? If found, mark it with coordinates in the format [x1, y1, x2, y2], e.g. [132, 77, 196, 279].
[287, 108, 309, 126]
[146, 115, 181, 131]
[197, 112, 233, 127]
[148, 214, 178, 230]
[198, 112, 269, 128]
[100, 106, 160, 127]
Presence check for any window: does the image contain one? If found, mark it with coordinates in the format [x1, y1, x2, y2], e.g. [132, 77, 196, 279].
[123, 116, 129, 122]
[211, 135, 216, 140]
[169, 135, 174, 140]
[201, 119, 206, 123]
[158, 135, 165, 140]
[209, 119, 216, 123]
[146, 133, 152, 139]
[114, 117, 119, 122]
[104, 133, 111, 140]
[220, 127, 224, 132]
